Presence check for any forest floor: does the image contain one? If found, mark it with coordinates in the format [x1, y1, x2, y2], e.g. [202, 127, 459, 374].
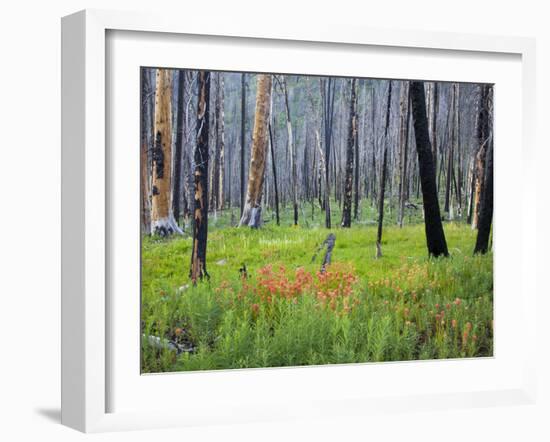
[141, 202, 493, 373]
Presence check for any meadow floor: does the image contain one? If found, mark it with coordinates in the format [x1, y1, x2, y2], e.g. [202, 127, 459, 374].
[141, 205, 493, 373]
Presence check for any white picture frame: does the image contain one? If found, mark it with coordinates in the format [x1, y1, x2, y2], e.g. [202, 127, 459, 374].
[61, 9, 538, 433]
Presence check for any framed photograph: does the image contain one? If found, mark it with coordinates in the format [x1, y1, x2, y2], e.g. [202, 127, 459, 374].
[61, 9, 537, 433]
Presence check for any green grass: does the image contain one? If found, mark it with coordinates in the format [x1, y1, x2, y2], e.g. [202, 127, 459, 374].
[141, 201, 493, 373]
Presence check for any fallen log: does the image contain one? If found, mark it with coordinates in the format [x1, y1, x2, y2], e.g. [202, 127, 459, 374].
[311, 233, 336, 273]
[321, 233, 336, 273]
[144, 335, 196, 355]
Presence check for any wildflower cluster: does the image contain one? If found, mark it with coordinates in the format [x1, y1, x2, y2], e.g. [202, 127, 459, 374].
[237, 263, 360, 315]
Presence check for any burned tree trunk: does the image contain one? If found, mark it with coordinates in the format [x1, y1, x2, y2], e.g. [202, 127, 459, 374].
[210, 73, 226, 211]
[173, 70, 185, 226]
[312, 233, 337, 273]
[321, 233, 336, 273]
[444, 84, 459, 218]
[151, 69, 182, 237]
[472, 84, 491, 229]
[321, 78, 336, 229]
[474, 142, 493, 254]
[430, 82, 439, 183]
[474, 87, 494, 254]
[353, 92, 361, 220]
[239, 74, 272, 227]
[410, 81, 449, 257]
[376, 81, 393, 258]
[269, 122, 280, 226]
[397, 82, 410, 228]
[240, 74, 246, 217]
[370, 85, 377, 206]
[315, 129, 328, 210]
[140, 69, 152, 235]
[282, 76, 298, 226]
[341, 78, 357, 228]
[190, 71, 211, 284]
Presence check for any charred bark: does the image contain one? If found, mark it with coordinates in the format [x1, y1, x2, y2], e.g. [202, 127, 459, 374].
[140, 69, 152, 234]
[209, 73, 225, 211]
[151, 69, 182, 237]
[321, 233, 336, 273]
[472, 84, 491, 229]
[240, 73, 246, 217]
[474, 86, 494, 254]
[410, 81, 449, 257]
[321, 78, 336, 229]
[269, 123, 280, 225]
[173, 70, 185, 225]
[341, 78, 357, 228]
[376, 81, 392, 258]
[282, 76, 298, 225]
[397, 82, 410, 228]
[190, 71, 211, 283]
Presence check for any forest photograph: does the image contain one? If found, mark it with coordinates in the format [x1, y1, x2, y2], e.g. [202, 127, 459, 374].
[140, 67, 493, 373]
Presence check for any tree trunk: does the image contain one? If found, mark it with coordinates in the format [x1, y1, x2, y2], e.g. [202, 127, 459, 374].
[397, 81, 410, 227]
[173, 70, 185, 226]
[151, 69, 182, 236]
[472, 84, 490, 229]
[410, 81, 449, 257]
[376, 81, 392, 258]
[353, 86, 361, 220]
[474, 138, 493, 254]
[140, 69, 152, 235]
[190, 71, 211, 283]
[444, 84, 458, 218]
[455, 86, 463, 216]
[269, 123, 280, 225]
[239, 74, 272, 227]
[240, 73, 246, 217]
[282, 76, 298, 225]
[474, 86, 494, 254]
[321, 78, 336, 229]
[370, 85, 377, 206]
[341, 78, 357, 227]
[430, 83, 439, 184]
[315, 129, 326, 211]
[215, 74, 226, 210]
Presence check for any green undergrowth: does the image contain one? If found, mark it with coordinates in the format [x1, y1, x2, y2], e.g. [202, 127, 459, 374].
[141, 205, 492, 373]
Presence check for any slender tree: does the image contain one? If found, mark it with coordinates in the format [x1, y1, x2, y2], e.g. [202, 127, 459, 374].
[341, 78, 357, 227]
[190, 71, 211, 283]
[282, 76, 298, 225]
[269, 123, 280, 225]
[140, 69, 152, 235]
[268, 78, 280, 226]
[151, 68, 182, 236]
[375, 81, 393, 258]
[210, 73, 225, 211]
[321, 78, 336, 228]
[240, 74, 246, 217]
[444, 84, 457, 217]
[430, 82, 439, 182]
[410, 81, 449, 257]
[173, 70, 185, 225]
[370, 84, 377, 205]
[397, 81, 411, 227]
[239, 74, 272, 227]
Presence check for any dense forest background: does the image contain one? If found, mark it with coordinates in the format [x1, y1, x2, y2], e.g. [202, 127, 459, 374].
[140, 68, 493, 372]
[141, 69, 493, 252]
